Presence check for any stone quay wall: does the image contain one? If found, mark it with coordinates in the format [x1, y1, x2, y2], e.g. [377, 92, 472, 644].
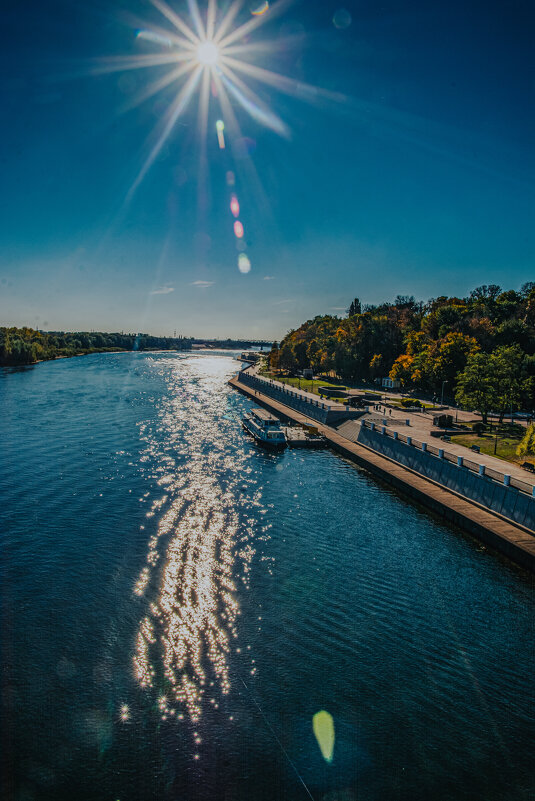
[238, 369, 363, 425]
[358, 423, 535, 532]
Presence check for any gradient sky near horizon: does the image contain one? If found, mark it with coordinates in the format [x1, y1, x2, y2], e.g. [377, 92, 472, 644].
[1, 0, 533, 339]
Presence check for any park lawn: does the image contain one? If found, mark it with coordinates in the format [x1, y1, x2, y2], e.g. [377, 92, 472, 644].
[263, 374, 343, 396]
[450, 432, 532, 466]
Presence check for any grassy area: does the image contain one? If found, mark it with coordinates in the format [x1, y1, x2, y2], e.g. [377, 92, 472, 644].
[261, 372, 344, 397]
[450, 425, 534, 467]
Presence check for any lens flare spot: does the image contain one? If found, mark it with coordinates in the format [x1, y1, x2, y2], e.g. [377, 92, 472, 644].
[197, 40, 219, 66]
[136, 30, 173, 48]
[234, 221, 244, 239]
[250, 1, 269, 15]
[226, 171, 235, 187]
[216, 120, 226, 149]
[230, 195, 240, 217]
[238, 253, 251, 274]
[313, 710, 335, 763]
[333, 8, 352, 29]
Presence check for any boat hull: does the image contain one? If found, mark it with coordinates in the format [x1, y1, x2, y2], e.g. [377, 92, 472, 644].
[242, 419, 287, 451]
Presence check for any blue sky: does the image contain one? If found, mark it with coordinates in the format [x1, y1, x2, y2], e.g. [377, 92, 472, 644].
[1, 0, 533, 338]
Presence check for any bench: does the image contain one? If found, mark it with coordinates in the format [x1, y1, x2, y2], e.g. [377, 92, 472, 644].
[471, 444, 480, 453]
[521, 462, 535, 473]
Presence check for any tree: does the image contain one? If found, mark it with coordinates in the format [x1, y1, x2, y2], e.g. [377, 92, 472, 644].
[517, 424, 535, 459]
[427, 332, 479, 390]
[455, 352, 496, 424]
[278, 342, 298, 373]
[469, 284, 502, 302]
[394, 295, 416, 309]
[347, 298, 361, 317]
[269, 345, 280, 371]
[369, 353, 384, 379]
[524, 286, 535, 326]
[390, 354, 415, 387]
[490, 345, 526, 422]
[293, 339, 309, 369]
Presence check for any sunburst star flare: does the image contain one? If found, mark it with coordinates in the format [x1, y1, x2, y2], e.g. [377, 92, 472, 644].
[102, 0, 343, 201]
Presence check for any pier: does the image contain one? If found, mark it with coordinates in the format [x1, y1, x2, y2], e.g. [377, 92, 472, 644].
[229, 372, 535, 572]
[284, 426, 325, 448]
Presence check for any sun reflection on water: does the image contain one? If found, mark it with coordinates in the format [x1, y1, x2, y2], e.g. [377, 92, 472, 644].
[133, 356, 266, 725]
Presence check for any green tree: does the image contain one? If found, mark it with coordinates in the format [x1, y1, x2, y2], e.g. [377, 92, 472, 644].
[455, 352, 496, 424]
[517, 424, 535, 458]
[369, 353, 384, 379]
[269, 345, 280, 371]
[347, 298, 361, 317]
[278, 341, 298, 373]
[491, 345, 526, 422]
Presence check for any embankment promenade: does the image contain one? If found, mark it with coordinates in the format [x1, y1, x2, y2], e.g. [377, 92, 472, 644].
[229, 370, 535, 573]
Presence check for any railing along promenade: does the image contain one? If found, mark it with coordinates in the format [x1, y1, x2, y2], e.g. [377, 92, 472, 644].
[361, 418, 534, 497]
[359, 418, 535, 532]
[238, 368, 361, 424]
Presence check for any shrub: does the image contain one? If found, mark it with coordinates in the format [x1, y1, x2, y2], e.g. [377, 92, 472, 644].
[473, 422, 486, 435]
[401, 398, 421, 408]
[517, 424, 535, 457]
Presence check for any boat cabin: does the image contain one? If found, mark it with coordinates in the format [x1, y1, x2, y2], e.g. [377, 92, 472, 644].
[251, 408, 281, 426]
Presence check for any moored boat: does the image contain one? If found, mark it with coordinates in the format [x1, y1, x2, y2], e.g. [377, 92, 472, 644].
[242, 408, 287, 451]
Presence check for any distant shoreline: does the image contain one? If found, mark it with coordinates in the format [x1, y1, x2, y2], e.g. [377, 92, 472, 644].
[1, 326, 270, 368]
[2, 346, 255, 369]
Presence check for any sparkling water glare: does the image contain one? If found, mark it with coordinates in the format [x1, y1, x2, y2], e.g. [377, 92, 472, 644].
[1, 352, 534, 801]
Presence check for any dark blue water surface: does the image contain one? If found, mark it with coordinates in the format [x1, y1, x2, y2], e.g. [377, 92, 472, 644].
[1, 352, 534, 801]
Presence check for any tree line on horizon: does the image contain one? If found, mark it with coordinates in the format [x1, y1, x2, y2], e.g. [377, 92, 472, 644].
[269, 283, 535, 419]
[0, 328, 193, 366]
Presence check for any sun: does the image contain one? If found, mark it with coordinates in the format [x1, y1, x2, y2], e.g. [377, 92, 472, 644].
[196, 40, 219, 67]
[105, 0, 341, 205]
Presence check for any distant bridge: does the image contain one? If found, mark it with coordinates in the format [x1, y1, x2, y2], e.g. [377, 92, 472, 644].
[191, 339, 272, 349]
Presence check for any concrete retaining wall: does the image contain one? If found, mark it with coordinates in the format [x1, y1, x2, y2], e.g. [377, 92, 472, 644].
[357, 425, 535, 531]
[238, 370, 362, 425]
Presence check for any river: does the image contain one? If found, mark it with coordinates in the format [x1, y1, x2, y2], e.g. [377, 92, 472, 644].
[1, 351, 534, 801]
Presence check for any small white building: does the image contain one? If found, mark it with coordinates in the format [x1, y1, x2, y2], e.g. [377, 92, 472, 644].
[382, 377, 400, 389]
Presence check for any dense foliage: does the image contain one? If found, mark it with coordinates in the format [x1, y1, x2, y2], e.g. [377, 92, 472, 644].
[270, 284, 535, 414]
[517, 424, 535, 458]
[0, 327, 193, 366]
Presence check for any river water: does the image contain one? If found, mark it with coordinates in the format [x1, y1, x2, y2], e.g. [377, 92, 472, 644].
[1, 352, 534, 801]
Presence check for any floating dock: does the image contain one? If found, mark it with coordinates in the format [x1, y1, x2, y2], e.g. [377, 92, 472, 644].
[284, 426, 326, 448]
